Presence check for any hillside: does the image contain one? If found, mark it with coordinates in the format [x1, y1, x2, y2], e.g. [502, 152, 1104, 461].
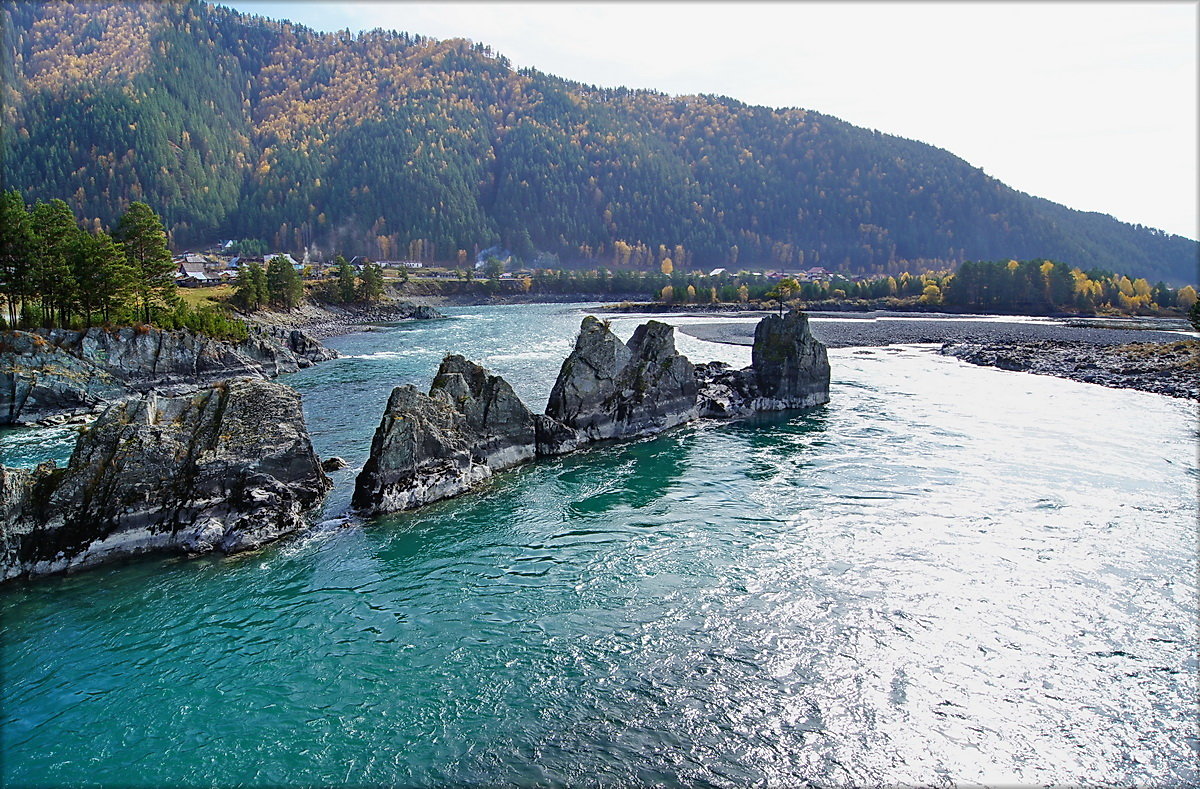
[1, 0, 1196, 284]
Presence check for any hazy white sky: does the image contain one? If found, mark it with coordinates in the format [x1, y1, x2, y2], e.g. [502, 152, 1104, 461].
[226, 1, 1198, 241]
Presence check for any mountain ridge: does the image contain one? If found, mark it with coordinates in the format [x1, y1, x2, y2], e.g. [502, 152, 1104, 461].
[2, 0, 1195, 284]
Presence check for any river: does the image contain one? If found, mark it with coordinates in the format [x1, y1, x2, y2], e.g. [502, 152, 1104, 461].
[1, 303, 1196, 786]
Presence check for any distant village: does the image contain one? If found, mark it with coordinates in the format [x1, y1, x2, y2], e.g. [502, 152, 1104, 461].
[174, 241, 848, 288]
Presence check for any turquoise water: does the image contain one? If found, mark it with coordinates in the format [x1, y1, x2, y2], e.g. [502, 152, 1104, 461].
[2, 304, 1196, 786]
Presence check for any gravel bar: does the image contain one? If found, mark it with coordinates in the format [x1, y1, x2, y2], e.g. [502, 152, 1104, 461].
[678, 313, 1190, 348]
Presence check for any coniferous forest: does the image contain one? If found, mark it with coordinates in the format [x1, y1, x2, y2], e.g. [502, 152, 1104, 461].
[2, 1, 1196, 284]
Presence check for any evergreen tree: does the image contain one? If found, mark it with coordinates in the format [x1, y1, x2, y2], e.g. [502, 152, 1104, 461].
[0, 191, 36, 326]
[335, 254, 357, 302]
[71, 230, 134, 326]
[30, 199, 82, 326]
[266, 256, 303, 309]
[357, 262, 385, 302]
[251, 261, 269, 307]
[233, 260, 268, 310]
[115, 201, 176, 323]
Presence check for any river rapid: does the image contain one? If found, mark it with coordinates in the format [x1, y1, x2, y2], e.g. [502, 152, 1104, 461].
[1, 303, 1196, 786]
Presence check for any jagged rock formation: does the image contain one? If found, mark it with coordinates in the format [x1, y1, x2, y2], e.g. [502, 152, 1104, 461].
[545, 317, 698, 441]
[696, 310, 831, 416]
[751, 310, 832, 408]
[351, 384, 488, 515]
[254, 325, 340, 366]
[354, 310, 830, 516]
[0, 325, 336, 425]
[0, 378, 331, 581]
[430, 354, 538, 470]
[352, 354, 544, 515]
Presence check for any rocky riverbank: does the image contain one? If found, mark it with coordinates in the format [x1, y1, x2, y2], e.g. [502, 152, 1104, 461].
[677, 312, 1189, 348]
[0, 378, 331, 581]
[940, 339, 1199, 400]
[243, 298, 445, 340]
[0, 324, 337, 425]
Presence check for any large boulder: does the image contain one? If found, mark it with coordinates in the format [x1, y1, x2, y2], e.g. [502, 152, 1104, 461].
[0, 378, 331, 581]
[545, 317, 698, 441]
[353, 356, 545, 515]
[697, 309, 830, 415]
[0, 325, 337, 425]
[430, 354, 537, 470]
[351, 384, 488, 515]
[751, 309, 831, 408]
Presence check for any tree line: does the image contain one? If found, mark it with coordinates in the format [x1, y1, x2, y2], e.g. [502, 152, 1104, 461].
[509, 259, 1198, 317]
[231, 253, 386, 310]
[0, 192, 246, 340]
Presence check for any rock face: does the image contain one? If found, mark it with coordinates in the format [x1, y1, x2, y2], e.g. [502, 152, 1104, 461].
[351, 384, 488, 515]
[750, 310, 831, 409]
[254, 325, 340, 366]
[697, 309, 831, 416]
[353, 311, 830, 517]
[0, 378, 331, 581]
[430, 354, 538, 470]
[545, 317, 698, 441]
[352, 354, 545, 514]
[0, 325, 336, 425]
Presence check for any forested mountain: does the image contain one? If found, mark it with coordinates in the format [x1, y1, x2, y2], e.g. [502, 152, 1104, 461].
[2, 0, 1196, 283]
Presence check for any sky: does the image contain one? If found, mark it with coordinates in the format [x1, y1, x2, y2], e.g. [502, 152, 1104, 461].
[225, 1, 1198, 242]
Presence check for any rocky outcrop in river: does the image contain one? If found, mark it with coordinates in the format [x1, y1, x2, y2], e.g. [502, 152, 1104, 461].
[0, 325, 336, 425]
[546, 317, 699, 441]
[245, 298, 445, 340]
[354, 309, 830, 515]
[695, 310, 832, 417]
[0, 377, 331, 581]
[351, 384, 490, 515]
[431, 354, 538, 470]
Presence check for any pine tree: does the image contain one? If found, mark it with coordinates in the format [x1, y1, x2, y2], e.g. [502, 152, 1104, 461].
[234, 260, 268, 310]
[357, 262, 385, 302]
[72, 230, 135, 326]
[30, 199, 82, 326]
[0, 191, 36, 326]
[266, 256, 303, 309]
[335, 254, 357, 302]
[115, 201, 176, 323]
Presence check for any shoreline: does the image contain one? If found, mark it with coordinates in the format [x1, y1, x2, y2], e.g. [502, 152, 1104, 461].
[240, 298, 445, 340]
[673, 315, 1197, 400]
